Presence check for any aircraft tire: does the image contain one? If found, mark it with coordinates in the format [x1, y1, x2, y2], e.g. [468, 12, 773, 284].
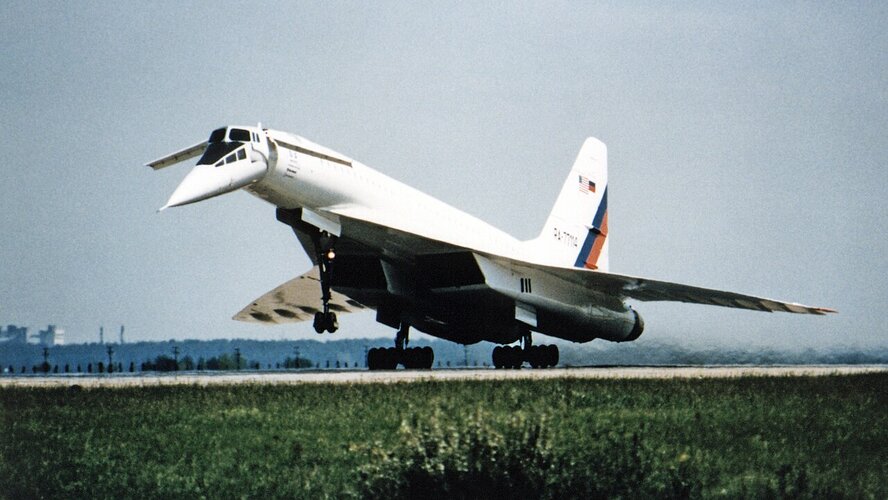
[546, 345, 559, 368]
[313, 312, 325, 334]
[326, 312, 338, 333]
[367, 348, 380, 370]
[384, 347, 399, 369]
[508, 346, 523, 369]
[527, 345, 541, 369]
[492, 346, 504, 369]
[421, 346, 434, 369]
[402, 348, 418, 369]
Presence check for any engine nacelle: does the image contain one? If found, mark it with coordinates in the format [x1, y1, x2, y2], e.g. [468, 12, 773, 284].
[532, 305, 645, 343]
[622, 308, 645, 342]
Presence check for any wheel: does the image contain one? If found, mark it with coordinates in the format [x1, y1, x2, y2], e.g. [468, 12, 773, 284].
[492, 346, 504, 369]
[401, 348, 417, 369]
[421, 347, 434, 369]
[367, 348, 380, 370]
[325, 312, 338, 333]
[313, 312, 326, 334]
[513, 346, 524, 369]
[503, 346, 512, 369]
[527, 345, 541, 369]
[384, 347, 399, 370]
[501, 346, 513, 369]
[546, 344, 559, 368]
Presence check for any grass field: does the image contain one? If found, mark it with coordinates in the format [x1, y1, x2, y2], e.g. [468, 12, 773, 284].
[1, 373, 885, 498]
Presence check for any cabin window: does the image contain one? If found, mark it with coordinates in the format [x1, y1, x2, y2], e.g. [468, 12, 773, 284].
[236, 149, 246, 161]
[229, 128, 251, 142]
[224, 153, 237, 164]
[208, 128, 226, 143]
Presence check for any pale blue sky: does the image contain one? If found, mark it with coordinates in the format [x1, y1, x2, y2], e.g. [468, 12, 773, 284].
[1, 2, 885, 349]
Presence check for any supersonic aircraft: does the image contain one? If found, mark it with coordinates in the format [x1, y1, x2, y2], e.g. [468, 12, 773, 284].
[148, 125, 835, 370]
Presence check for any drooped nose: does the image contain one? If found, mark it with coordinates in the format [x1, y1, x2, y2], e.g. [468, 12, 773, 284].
[160, 164, 227, 210]
[160, 155, 267, 210]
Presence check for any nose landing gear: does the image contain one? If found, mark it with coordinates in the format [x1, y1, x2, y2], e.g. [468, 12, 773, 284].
[312, 233, 338, 334]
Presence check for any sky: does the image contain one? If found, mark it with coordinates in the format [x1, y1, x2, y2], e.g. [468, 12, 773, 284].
[1, 1, 885, 351]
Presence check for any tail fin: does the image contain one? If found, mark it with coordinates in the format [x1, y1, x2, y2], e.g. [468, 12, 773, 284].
[530, 137, 609, 271]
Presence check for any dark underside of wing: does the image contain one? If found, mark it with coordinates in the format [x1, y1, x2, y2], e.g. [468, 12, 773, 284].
[233, 267, 368, 324]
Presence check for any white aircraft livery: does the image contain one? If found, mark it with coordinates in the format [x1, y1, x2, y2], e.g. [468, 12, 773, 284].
[149, 125, 835, 369]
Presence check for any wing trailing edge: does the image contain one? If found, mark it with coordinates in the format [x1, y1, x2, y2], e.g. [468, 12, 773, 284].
[513, 258, 837, 316]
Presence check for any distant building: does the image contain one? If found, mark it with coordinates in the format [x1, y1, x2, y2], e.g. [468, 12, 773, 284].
[0, 325, 28, 344]
[35, 325, 65, 346]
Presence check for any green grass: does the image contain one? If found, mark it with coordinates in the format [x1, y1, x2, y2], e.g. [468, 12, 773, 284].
[1, 374, 885, 498]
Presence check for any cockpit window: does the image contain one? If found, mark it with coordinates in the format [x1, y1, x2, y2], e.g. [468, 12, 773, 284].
[197, 142, 241, 165]
[229, 128, 251, 142]
[210, 147, 249, 167]
[199, 127, 252, 165]
[208, 128, 226, 143]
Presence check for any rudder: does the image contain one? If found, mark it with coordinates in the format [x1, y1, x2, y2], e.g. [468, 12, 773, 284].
[529, 137, 609, 271]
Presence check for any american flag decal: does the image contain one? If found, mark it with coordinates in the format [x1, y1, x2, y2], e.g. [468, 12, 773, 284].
[578, 175, 596, 194]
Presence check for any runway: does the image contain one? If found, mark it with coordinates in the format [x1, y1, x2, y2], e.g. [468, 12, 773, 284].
[1, 365, 884, 388]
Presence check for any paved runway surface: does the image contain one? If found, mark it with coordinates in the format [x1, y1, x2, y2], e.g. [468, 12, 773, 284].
[1, 365, 884, 387]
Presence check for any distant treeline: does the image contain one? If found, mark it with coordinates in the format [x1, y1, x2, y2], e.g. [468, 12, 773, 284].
[1, 337, 885, 374]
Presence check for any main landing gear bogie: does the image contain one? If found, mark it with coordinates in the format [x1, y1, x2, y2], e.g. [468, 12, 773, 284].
[367, 322, 435, 370]
[492, 343, 558, 369]
[367, 346, 434, 370]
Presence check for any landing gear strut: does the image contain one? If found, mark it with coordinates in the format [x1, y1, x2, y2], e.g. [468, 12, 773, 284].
[492, 332, 558, 369]
[312, 232, 338, 334]
[367, 323, 434, 370]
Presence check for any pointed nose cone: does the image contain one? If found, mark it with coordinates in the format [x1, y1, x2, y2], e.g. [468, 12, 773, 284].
[159, 157, 268, 211]
[161, 164, 229, 210]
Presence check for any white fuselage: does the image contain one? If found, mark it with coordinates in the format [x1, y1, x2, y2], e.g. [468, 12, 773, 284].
[247, 130, 523, 259]
[240, 129, 639, 344]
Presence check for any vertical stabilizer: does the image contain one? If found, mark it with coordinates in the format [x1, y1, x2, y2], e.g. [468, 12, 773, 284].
[529, 137, 609, 271]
